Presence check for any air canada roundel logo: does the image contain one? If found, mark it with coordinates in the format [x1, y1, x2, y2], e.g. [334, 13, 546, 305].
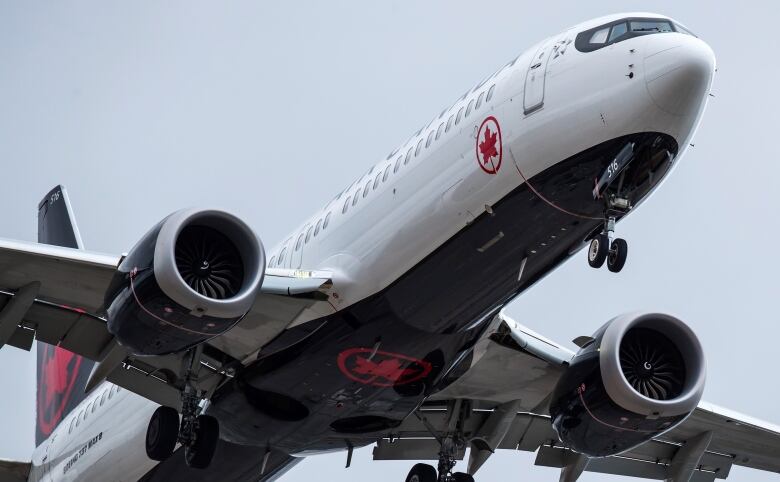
[476, 116, 503, 174]
[337, 348, 433, 387]
[37, 344, 82, 436]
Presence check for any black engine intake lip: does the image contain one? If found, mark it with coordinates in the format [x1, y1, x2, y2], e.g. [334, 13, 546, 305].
[599, 312, 705, 418]
[154, 208, 265, 319]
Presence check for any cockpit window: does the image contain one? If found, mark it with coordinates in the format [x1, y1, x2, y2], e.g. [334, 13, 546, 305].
[630, 20, 673, 34]
[609, 22, 628, 42]
[576, 17, 681, 53]
[674, 22, 697, 37]
[589, 27, 609, 44]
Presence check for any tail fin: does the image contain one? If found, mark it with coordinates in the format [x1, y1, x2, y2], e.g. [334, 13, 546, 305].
[35, 186, 94, 445]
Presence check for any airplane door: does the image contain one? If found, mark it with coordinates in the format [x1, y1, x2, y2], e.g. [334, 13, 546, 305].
[523, 39, 555, 114]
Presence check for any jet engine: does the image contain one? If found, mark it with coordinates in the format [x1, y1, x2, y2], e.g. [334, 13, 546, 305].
[104, 208, 265, 356]
[549, 313, 705, 457]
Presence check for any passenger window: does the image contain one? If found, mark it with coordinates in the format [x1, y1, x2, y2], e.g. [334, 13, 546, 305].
[394, 155, 402, 173]
[486, 84, 496, 102]
[101, 389, 108, 406]
[475, 92, 485, 110]
[383, 165, 391, 181]
[415, 139, 424, 156]
[314, 219, 322, 236]
[323, 212, 331, 229]
[455, 106, 464, 125]
[425, 131, 434, 148]
[404, 147, 412, 165]
[445, 114, 454, 132]
[343, 196, 351, 214]
[295, 234, 304, 251]
[363, 181, 371, 198]
[305, 226, 313, 243]
[69, 417, 76, 433]
[609, 22, 628, 42]
[435, 123, 444, 140]
[589, 27, 609, 44]
[91, 401, 97, 413]
[465, 99, 475, 117]
[278, 248, 286, 265]
[116, 386, 121, 393]
[352, 192, 359, 206]
[373, 172, 382, 189]
[76, 411, 83, 426]
[269, 256, 276, 266]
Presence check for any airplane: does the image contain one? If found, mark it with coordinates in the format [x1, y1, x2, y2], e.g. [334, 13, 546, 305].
[0, 11, 778, 482]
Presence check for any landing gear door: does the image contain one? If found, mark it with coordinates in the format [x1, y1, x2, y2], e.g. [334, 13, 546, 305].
[523, 38, 555, 114]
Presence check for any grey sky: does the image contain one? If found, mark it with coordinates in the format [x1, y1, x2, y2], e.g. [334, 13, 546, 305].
[0, 1, 777, 481]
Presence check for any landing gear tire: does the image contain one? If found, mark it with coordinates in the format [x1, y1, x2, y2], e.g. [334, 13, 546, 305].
[607, 238, 628, 273]
[146, 406, 179, 461]
[453, 473, 475, 482]
[405, 463, 437, 482]
[184, 415, 219, 469]
[588, 234, 609, 268]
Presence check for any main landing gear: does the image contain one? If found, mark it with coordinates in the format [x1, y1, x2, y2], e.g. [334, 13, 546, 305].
[587, 216, 628, 273]
[145, 346, 220, 469]
[404, 463, 474, 482]
[404, 401, 476, 482]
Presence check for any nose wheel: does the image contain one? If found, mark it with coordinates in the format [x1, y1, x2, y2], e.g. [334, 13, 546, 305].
[587, 217, 628, 273]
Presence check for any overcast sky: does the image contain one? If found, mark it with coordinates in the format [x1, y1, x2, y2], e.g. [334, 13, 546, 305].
[1, 1, 778, 481]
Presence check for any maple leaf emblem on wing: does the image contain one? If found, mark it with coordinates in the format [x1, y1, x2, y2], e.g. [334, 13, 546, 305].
[479, 126, 499, 167]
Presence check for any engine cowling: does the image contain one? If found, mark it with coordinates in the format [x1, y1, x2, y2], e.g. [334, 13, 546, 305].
[105, 208, 265, 356]
[549, 313, 705, 457]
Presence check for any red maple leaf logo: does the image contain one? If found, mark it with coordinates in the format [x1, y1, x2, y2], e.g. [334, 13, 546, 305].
[42, 347, 75, 407]
[479, 126, 499, 167]
[352, 356, 419, 382]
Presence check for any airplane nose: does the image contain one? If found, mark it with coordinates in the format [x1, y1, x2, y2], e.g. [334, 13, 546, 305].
[644, 35, 716, 116]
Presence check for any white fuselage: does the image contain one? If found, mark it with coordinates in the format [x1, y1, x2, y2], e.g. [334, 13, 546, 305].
[28, 12, 715, 482]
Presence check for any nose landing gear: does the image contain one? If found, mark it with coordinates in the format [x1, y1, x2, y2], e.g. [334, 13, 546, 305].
[587, 216, 628, 273]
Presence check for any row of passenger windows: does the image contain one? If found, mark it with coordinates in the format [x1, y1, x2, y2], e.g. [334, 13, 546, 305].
[340, 82, 496, 215]
[68, 384, 122, 434]
[268, 79, 499, 267]
[269, 210, 333, 267]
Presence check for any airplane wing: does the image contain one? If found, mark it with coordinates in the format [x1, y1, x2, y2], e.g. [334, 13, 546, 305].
[375, 313, 780, 481]
[0, 237, 334, 408]
[0, 459, 30, 482]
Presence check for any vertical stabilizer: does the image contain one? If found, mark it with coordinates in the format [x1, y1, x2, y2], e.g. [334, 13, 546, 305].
[35, 185, 94, 445]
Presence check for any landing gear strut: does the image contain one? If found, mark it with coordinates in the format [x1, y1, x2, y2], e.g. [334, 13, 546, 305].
[404, 401, 475, 482]
[587, 215, 629, 273]
[144, 346, 219, 469]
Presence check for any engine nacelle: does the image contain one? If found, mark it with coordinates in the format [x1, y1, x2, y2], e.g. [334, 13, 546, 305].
[105, 208, 265, 356]
[549, 313, 705, 457]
